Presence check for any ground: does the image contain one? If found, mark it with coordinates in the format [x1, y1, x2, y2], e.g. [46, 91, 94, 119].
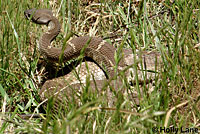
[0, 0, 200, 133]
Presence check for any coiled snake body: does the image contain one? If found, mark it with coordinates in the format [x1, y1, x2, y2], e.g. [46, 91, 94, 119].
[25, 9, 161, 109]
[24, 9, 124, 78]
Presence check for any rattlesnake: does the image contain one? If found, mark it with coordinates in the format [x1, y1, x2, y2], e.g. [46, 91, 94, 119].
[24, 9, 162, 109]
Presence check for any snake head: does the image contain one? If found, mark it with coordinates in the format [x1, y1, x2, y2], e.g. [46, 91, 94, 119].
[24, 9, 53, 25]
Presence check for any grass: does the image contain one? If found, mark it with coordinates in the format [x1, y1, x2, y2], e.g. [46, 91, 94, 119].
[0, 0, 200, 133]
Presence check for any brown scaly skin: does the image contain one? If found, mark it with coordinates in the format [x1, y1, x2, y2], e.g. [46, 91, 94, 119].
[24, 9, 125, 79]
[25, 9, 162, 111]
[24, 8, 126, 110]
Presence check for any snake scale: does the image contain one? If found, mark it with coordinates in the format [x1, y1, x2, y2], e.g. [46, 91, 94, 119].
[25, 9, 162, 109]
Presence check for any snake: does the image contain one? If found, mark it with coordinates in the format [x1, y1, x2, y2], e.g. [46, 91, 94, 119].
[24, 8, 162, 109]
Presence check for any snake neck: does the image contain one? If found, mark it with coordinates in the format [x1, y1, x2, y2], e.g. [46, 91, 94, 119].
[39, 16, 61, 60]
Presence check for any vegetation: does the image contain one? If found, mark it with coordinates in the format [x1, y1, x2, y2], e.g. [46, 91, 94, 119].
[0, 0, 199, 133]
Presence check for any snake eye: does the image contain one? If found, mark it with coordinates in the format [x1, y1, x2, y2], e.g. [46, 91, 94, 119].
[24, 11, 31, 19]
[24, 9, 36, 20]
[28, 13, 31, 17]
[26, 13, 31, 19]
